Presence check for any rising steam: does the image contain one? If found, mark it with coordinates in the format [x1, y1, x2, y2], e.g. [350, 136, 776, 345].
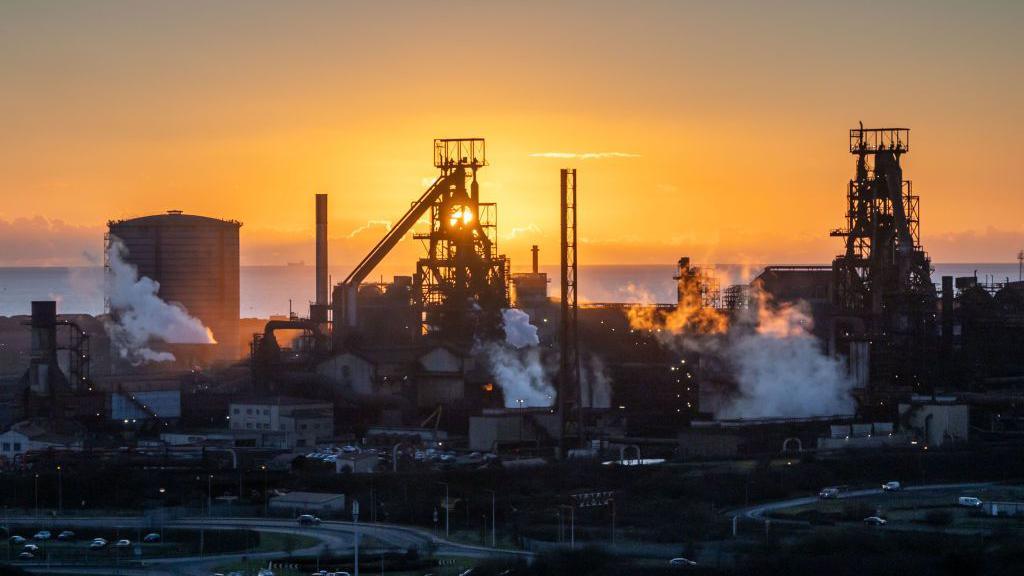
[482, 309, 612, 409]
[718, 295, 854, 418]
[105, 237, 216, 364]
[627, 275, 854, 419]
[482, 309, 555, 408]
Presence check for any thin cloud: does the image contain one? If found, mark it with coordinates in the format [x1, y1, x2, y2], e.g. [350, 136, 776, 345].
[528, 152, 641, 160]
[345, 219, 392, 238]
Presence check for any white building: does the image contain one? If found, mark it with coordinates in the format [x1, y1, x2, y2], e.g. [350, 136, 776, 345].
[0, 420, 82, 461]
[229, 396, 333, 449]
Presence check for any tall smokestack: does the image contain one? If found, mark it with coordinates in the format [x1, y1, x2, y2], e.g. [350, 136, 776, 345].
[315, 194, 328, 306]
[531, 245, 539, 274]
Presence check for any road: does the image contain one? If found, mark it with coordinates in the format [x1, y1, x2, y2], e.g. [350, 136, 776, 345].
[2, 515, 531, 575]
[731, 482, 995, 522]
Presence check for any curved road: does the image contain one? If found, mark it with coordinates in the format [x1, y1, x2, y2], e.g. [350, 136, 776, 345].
[3, 515, 531, 575]
[732, 482, 995, 522]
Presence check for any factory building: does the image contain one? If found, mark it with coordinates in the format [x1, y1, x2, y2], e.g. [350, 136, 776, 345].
[107, 211, 241, 361]
[229, 396, 334, 448]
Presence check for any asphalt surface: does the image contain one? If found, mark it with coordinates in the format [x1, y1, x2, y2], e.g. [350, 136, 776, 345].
[732, 482, 996, 521]
[2, 515, 531, 575]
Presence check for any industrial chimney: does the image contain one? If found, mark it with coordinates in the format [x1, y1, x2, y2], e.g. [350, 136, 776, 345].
[315, 194, 329, 306]
[532, 244, 539, 274]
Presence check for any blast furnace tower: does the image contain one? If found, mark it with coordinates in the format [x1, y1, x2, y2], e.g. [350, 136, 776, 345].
[830, 126, 936, 391]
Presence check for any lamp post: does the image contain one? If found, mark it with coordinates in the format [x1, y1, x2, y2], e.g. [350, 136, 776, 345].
[352, 499, 360, 576]
[261, 465, 268, 517]
[435, 482, 449, 538]
[34, 474, 39, 517]
[56, 465, 63, 515]
[484, 489, 496, 547]
[207, 474, 213, 517]
[558, 505, 575, 550]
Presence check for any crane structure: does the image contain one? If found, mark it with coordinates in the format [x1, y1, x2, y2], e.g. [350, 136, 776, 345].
[830, 125, 937, 391]
[334, 138, 509, 346]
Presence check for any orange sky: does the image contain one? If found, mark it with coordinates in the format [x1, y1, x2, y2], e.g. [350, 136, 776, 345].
[1, 0, 1022, 269]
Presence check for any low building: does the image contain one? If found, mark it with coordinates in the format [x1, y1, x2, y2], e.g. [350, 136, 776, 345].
[469, 409, 559, 452]
[983, 501, 1024, 517]
[269, 491, 346, 517]
[335, 451, 378, 474]
[229, 396, 333, 448]
[317, 344, 473, 408]
[898, 398, 969, 446]
[0, 420, 83, 461]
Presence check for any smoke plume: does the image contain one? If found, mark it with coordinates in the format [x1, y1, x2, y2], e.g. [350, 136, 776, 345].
[105, 237, 216, 364]
[627, 273, 854, 419]
[479, 309, 554, 408]
[717, 295, 854, 418]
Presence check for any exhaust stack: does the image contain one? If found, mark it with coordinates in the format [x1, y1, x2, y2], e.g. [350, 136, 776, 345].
[315, 193, 328, 306]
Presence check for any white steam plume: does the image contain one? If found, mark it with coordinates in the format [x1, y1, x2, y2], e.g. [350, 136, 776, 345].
[716, 299, 854, 419]
[105, 237, 216, 364]
[581, 354, 612, 409]
[480, 309, 554, 408]
[502, 308, 539, 348]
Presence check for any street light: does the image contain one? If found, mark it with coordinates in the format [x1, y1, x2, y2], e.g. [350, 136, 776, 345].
[34, 474, 39, 518]
[352, 499, 360, 576]
[484, 489, 496, 548]
[261, 465, 268, 517]
[558, 504, 575, 550]
[435, 481, 450, 538]
[207, 474, 213, 517]
[56, 465, 62, 515]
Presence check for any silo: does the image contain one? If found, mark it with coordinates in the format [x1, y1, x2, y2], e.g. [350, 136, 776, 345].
[107, 211, 241, 361]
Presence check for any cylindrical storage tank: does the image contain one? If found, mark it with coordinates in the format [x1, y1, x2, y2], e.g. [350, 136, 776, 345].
[107, 211, 241, 362]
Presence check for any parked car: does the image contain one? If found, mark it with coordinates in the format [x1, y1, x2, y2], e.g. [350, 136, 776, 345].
[23, 544, 39, 552]
[32, 530, 51, 540]
[143, 532, 162, 543]
[9, 535, 26, 545]
[17, 552, 34, 560]
[958, 496, 983, 508]
[297, 514, 321, 525]
[57, 530, 75, 540]
[863, 516, 888, 526]
[669, 557, 698, 567]
[882, 481, 902, 491]
[115, 539, 131, 548]
[89, 540, 108, 550]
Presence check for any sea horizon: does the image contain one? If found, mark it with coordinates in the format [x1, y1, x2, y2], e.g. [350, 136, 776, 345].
[1, 262, 1021, 318]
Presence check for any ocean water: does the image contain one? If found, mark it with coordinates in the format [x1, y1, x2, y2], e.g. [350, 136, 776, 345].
[0, 263, 1020, 318]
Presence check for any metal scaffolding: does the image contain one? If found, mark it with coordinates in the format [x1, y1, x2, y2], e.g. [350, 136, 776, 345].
[830, 125, 936, 390]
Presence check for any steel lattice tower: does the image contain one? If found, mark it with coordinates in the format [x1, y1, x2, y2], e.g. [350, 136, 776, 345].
[831, 125, 937, 391]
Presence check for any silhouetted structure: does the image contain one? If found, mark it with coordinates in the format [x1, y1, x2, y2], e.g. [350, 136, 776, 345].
[830, 126, 936, 391]
[107, 211, 242, 361]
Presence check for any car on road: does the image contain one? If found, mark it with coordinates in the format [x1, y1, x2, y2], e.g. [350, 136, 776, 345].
[17, 552, 34, 560]
[89, 539, 108, 550]
[669, 557, 698, 567]
[882, 481, 902, 491]
[57, 530, 75, 540]
[115, 539, 131, 548]
[819, 485, 848, 499]
[23, 544, 39, 552]
[297, 514, 321, 525]
[9, 535, 26, 545]
[958, 496, 983, 508]
[864, 516, 888, 526]
[143, 532, 162, 543]
[32, 530, 51, 540]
